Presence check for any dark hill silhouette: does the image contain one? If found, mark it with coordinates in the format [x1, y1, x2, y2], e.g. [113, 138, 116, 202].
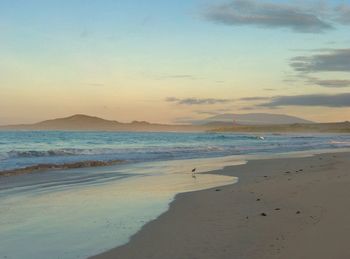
[0, 114, 210, 132]
[0, 114, 349, 133]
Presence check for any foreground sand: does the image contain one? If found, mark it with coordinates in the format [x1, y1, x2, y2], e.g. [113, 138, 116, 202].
[92, 152, 350, 259]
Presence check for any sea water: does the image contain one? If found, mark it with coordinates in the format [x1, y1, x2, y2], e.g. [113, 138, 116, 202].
[1, 131, 350, 172]
[1, 131, 350, 259]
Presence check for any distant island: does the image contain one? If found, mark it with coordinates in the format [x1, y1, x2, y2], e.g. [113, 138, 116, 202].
[211, 122, 350, 133]
[0, 114, 349, 133]
[0, 114, 212, 132]
[191, 113, 314, 125]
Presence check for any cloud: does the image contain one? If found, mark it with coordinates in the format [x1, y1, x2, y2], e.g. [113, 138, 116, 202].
[202, 0, 334, 33]
[259, 93, 350, 108]
[165, 97, 179, 102]
[239, 106, 258, 111]
[306, 77, 350, 88]
[195, 108, 233, 115]
[288, 49, 350, 88]
[215, 80, 225, 84]
[195, 111, 221, 115]
[166, 97, 233, 105]
[160, 74, 197, 80]
[240, 96, 271, 101]
[336, 4, 350, 24]
[290, 48, 350, 73]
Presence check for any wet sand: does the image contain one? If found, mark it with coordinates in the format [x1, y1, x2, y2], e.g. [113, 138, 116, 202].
[92, 152, 350, 259]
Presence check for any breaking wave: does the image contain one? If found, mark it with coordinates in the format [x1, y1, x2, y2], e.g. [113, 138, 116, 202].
[1, 131, 350, 174]
[0, 159, 125, 177]
[3, 146, 227, 160]
[5, 149, 113, 159]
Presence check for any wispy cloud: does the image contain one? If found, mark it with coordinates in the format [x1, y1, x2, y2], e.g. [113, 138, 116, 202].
[203, 1, 350, 34]
[166, 97, 233, 105]
[291, 49, 350, 73]
[288, 48, 350, 88]
[159, 74, 198, 80]
[259, 93, 350, 108]
[240, 96, 271, 101]
[336, 4, 350, 24]
[80, 30, 89, 39]
[195, 111, 221, 115]
[195, 108, 233, 115]
[202, 0, 334, 33]
[239, 106, 259, 111]
[306, 77, 350, 88]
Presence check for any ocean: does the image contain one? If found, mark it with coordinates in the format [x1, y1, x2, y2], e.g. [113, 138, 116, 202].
[1, 131, 350, 172]
[1, 131, 350, 259]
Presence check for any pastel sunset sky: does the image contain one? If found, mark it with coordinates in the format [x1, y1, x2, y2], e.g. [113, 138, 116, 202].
[1, 0, 349, 124]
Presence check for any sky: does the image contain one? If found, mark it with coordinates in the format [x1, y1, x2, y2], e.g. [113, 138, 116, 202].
[0, 0, 350, 125]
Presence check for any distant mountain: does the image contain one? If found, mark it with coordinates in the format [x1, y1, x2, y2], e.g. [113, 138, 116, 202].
[33, 114, 123, 129]
[194, 113, 314, 125]
[1, 114, 348, 133]
[0, 114, 213, 132]
[211, 122, 350, 133]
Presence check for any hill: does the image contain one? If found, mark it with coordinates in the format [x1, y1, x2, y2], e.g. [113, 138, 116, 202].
[0, 114, 213, 132]
[193, 113, 314, 125]
[1, 114, 348, 133]
[210, 122, 350, 133]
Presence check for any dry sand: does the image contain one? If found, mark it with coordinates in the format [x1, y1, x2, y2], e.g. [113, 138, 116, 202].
[92, 152, 350, 259]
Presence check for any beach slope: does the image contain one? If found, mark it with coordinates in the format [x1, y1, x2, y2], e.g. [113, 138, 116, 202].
[92, 152, 350, 259]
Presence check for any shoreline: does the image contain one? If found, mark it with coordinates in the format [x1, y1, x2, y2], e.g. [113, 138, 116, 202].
[0, 154, 242, 259]
[2, 146, 349, 178]
[92, 151, 350, 259]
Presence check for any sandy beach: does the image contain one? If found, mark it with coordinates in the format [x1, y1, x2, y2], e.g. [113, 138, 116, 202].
[92, 151, 350, 259]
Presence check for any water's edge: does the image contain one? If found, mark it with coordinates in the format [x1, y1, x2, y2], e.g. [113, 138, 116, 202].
[89, 147, 350, 258]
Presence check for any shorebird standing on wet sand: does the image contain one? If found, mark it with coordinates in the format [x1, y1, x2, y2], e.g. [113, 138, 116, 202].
[191, 168, 196, 179]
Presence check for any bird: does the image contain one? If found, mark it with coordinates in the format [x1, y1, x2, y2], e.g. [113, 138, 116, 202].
[191, 168, 196, 179]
